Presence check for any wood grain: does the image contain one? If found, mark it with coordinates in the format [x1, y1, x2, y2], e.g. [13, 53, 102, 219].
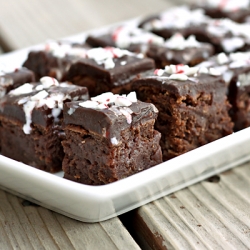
[0, 190, 140, 250]
[128, 162, 250, 250]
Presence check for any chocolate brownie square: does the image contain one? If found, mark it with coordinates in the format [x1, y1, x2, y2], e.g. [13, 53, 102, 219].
[62, 92, 162, 185]
[0, 67, 35, 98]
[139, 5, 250, 53]
[0, 77, 89, 172]
[193, 0, 250, 23]
[139, 6, 209, 40]
[86, 25, 164, 50]
[196, 18, 250, 53]
[132, 65, 234, 161]
[22, 41, 90, 81]
[198, 52, 250, 131]
[145, 33, 214, 68]
[66, 47, 155, 96]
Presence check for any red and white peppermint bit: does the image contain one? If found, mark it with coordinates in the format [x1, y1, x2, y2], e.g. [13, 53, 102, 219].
[112, 26, 124, 41]
[175, 64, 185, 73]
[219, 0, 229, 9]
[154, 69, 165, 76]
[79, 92, 137, 123]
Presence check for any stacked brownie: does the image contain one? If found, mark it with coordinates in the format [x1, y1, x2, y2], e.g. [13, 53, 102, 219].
[0, 67, 35, 98]
[0, 77, 89, 172]
[197, 52, 250, 131]
[132, 65, 234, 161]
[66, 47, 155, 96]
[23, 41, 90, 81]
[62, 92, 162, 184]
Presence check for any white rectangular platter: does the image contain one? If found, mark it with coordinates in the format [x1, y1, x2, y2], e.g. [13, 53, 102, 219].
[1, 24, 250, 223]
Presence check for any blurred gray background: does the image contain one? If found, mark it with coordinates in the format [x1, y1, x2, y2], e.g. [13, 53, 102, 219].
[0, 0, 192, 52]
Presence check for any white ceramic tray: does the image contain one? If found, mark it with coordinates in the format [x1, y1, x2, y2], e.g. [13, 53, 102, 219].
[1, 26, 250, 223]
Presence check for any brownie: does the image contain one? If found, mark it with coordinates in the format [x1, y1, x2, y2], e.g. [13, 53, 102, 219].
[0, 67, 35, 98]
[62, 92, 162, 185]
[193, 0, 250, 23]
[145, 34, 214, 68]
[0, 77, 89, 172]
[195, 18, 250, 53]
[139, 5, 250, 53]
[138, 6, 209, 40]
[86, 25, 164, 50]
[22, 41, 90, 81]
[198, 52, 250, 131]
[132, 65, 234, 161]
[66, 47, 155, 96]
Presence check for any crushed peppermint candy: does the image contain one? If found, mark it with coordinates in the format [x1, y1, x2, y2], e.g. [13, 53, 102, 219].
[86, 47, 143, 70]
[154, 69, 165, 76]
[40, 76, 59, 88]
[202, 0, 250, 12]
[9, 83, 34, 96]
[217, 53, 229, 65]
[111, 25, 164, 48]
[8, 77, 76, 134]
[45, 41, 88, 58]
[141, 6, 208, 31]
[164, 33, 201, 50]
[79, 92, 138, 124]
[169, 74, 189, 81]
[165, 64, 199, 75]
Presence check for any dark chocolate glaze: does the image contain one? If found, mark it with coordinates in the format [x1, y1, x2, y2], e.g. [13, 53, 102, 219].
[0, 68, 35, 97]
[66, 55, 155, 97]
[63, 100, 158, 143]
[22, 43, 90, 81]
[0, 83, 89, 128]
[145, 43, 214, 68]
[133, 72, 226, 98]
[191, 3, 250, 23]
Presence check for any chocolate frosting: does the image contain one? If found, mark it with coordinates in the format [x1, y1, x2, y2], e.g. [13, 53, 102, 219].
[67, 55, 155, 87]
[0, 82, 89, 128]
[63, 100, 158, 142]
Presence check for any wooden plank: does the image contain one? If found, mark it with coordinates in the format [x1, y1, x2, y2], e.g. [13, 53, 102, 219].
[127, 162, 250, 249]
[0, 190, 140, 250]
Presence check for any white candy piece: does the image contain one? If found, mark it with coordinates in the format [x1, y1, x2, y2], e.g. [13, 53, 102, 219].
[79, 100, 98, 109]
[115, 96, 132, 107]
[154, 69, 165, 76]
[111, 137, 119, 145]
[104, 57, 115, 69]
[169, 74, 188, 81]
[209, 68, 221, 76]
[9, 83, 34, 96]
[126, 91, 137, 103]
[40, 77, 59, 88]
[31, 90, 49, 101]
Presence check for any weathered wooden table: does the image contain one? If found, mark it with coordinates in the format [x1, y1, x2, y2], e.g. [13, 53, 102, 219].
[0, 0, 250, 249]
